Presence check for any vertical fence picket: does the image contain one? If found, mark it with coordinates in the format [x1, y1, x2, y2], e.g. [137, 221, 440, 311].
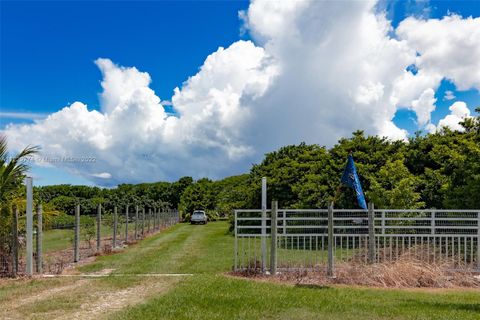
[261, 177, 267, 272]
[270, 201, 278, 275]
[368, 203, 375, 264]
[327, 202, 334, 277]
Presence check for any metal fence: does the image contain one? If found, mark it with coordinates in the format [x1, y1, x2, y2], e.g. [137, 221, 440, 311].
[234, 203, 480, 274]
[1, 205, 180, 277]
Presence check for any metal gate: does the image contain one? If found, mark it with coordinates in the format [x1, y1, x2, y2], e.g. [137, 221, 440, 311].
[234, 203, 480, 274]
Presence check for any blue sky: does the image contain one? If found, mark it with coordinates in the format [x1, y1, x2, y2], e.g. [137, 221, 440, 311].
[1, 0, 479, 186]
[1, 0, 249, 125]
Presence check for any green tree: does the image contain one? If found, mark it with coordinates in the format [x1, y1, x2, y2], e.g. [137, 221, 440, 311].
[367, 159, 424, 209]
[179, 178, 216, 218]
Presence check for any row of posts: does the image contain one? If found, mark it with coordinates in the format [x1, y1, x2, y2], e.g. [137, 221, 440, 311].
[75, 204, 176, 262]
[14, 178, 178, 276]
[12, 202, 176, 276]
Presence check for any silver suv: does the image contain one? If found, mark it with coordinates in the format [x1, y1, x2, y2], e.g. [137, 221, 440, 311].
[190, 210, 208, 224]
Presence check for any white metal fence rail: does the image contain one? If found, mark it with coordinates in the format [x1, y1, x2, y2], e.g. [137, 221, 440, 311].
[234, 203, 480, 274]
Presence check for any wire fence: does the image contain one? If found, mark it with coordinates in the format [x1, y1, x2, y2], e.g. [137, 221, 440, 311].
[1, 205, 180, 277]
[234, 204, 480, 274]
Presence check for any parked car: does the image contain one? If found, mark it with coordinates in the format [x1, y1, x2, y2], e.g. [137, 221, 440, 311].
[190, 210, 208, 224]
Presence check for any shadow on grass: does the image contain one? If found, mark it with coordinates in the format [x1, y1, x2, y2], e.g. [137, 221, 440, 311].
[401, 300, 480, 313]
[294, 283, 332, 290]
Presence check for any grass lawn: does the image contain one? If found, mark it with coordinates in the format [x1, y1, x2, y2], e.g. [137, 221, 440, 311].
[1, 221, 479, 320]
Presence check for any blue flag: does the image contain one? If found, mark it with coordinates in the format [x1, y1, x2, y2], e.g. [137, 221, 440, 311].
[341, 155, 367, 209]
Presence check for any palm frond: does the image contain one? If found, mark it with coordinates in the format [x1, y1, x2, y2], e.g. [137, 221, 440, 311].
[0, 136, 40, 201]
[0, 135, 8, 166]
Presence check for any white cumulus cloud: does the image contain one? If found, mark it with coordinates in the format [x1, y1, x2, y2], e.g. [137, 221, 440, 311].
[436, 101, 472, 132]
[411, 88, 437, 127]
[92, 172, 112, 179]
[396, 14, 480, 91]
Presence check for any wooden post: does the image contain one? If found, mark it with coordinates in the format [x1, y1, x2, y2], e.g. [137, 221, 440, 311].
[113, 206, 118, 248]
[36, 204, 43, 274]
[368, 202, 376, 264]
[74, 204, 80, 262]
[125, 205, 129, 242]
[261, 177, 267, 272]
[327, 202, 334, 277]
[11, 205, 18, 277]
[270, 201, 278, 275]
[135, 206, 139, 239]
[25, 177, 33, 275]
[96, 204, 102, 252]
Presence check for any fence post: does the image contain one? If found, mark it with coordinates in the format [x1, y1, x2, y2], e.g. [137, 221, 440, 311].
[234, 210, 238, 271]
[148, 208, 152, 233]
[125, 205, 129, 242]
[261, 177, 267, 272]
[113, 206, 118, 249]
[477, 211, 480, 270]
[135, 206, 139, 239]
[153, 208, 156, 230]
[159, 208, 163, 228]
[142, 207, 145, 236]
[430, 210, 437, 263]
[270, 201, 278, 275]
[97, 204, 102, 252]
[368, 202, 375, 264]
[327, 202, 334, 277]
[25, 177, 33, 276]
[12, 205, 19, 277]
[36, 204, 43, 274]
[74, 204, 80, 263]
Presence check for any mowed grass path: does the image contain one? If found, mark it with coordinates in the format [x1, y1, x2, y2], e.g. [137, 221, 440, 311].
[1, 222, 479, 320]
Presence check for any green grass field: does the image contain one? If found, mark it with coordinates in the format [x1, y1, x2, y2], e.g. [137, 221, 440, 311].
[1, 222, 479, 320]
